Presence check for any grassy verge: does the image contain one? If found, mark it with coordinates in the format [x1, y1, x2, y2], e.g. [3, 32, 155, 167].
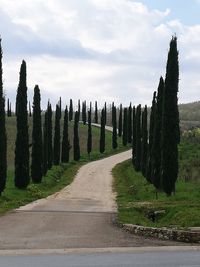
[113, 158, 200, 229]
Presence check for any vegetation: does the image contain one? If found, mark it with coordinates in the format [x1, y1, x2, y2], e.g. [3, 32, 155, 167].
[73, 111, 80, 161]
[61, 105, 70, 163]
[53, 104, 61, 165]
[122, 108, 128, 146]
[100, 108, 106, 153]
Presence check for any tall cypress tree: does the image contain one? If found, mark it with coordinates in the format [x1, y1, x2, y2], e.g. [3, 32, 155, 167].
[59, 97, 62, 119]
[104, 102, 107, 125]
[127, 103, 132, 143]
[135, 104, 142, 172]
[151, 77, 164, 190]
[73, 111, 80, 161]
[69, 99, 73, 121]
[132, 106, 136, 166]
[31, 85, 43, 183]
[61, 105, 70, 163]
[82, 100, 87, 125]
[29, 101, 32, 117]
[161, 36, 179, 196]
[0, 38, 7, 195]
[7, 99, 10, 117]
[94, 101, 98, 123]
[78, 99, 80, 121]
[15, 60, 30, 188]
[43, 111, 48, 176]
[118, 104, 122, 137]
[100, 108, 105, 153]
[122, 108, 128, 146]
[53, 104, 61, 165]
[112, 105, 118, 149]
[141, 105, 148, 177]
[47, 102, 53, 169]
[87, 103, 92, 157]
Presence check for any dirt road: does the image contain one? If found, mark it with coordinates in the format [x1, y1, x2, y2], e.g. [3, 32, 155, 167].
[0, 150, 183, 249]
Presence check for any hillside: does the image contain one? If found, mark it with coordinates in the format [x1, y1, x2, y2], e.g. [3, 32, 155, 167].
[179, 101, 200, 130]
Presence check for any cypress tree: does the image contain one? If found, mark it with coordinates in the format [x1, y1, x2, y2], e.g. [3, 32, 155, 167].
[29, 101, 32, 117]
[141, 105, 148, 177]
[87, 103, 92, 157]
[104, 102, 107, 125]
[31, 85, 43, 183]
[100, 108, 105, 153]
[47, 102, 53, 169]
[118, 104, 122, 137]
[73, 111, 80, 161]
[0, 38, 7, 195]
[135, 104, 142, 172]
[127, 103, 132, 143]
[122, 108, 128, 146]
[69, 99, 73, 121]
[132, 106, 136, 166]
[7, 99, 10, 117]
[151, 77, 164, 189]
[15, 60, 30, 188]
[78, 99, 80, 121]
[59, 97, 62, 119]
[53, 104, 61, 165]
[43, 111, 48, 176]
[61, 105, 70, 163]
[161, 36, 179, 196]
[112, 105, 118, 149]
[9, 102, 12, 117]
[82, 100, 87, 125]
[146, 92, 157, 183]
[94, 101, 98, 123]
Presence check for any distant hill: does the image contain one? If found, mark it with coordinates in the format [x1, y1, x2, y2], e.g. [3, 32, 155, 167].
[179, 101, 200, 130]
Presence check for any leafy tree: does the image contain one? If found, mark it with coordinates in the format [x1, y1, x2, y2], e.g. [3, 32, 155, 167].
[53, 104, 61, 165]
[73, 111, 80, 160]
[0, 38, 7, 195]
[31, 85, 43, 183]
[61, 105, 70, 163]
[118, 104, 122, 137]
[122, 108, 128, 146]
[135, 104, 142, 172]
[15, 60, 30, 188]
[141, 105, 148, 177]
[69, 99, 73, 121]
[127, 103, 132, 143]
[87, 102, 92, 157]
[100, 108, 105, 153]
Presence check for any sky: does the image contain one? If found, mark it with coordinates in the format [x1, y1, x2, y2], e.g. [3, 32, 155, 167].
[0, 0, 200, 109]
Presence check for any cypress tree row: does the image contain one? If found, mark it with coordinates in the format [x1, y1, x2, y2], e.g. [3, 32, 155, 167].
[112, 104, 118, 149]
[87, 103, 92, 157]
[0, 38, 7, 195]
[146, 91, 157, 183]
[69, 99, 73, 121]
[135, 104, 142, 172]
[43, 111, 48, 176]
[127, 103, 132, 143]
[161, 36, 179, 196]
[47, 102, 53, 169]
[73, 111, 80, 161]
[31, 85, 43, 183]
[118, 104, 122, 137]
[141, 105, 148, 177]
[151, 77, 164, 190]
[122, 108, 128, 146]
[15, 60, 30, 189]
[100, 108, 105, 153]
[132, 106, 136, 166]
[53, 104, 61, 165]
[94, 101, 98, 123]
[61, 105, 70, 163]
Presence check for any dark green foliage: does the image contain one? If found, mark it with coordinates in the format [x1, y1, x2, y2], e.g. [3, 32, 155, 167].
[122, 108, 128, 146]
[73, 111, 80, 161]
[100, 108, 105, 153]
[82, 100, 87, 125]
[61, 105, 70, 163]
[7, 99, 11, 117]
[132, 106, 136, 166]
[104, 102, 107, 125]
[112, 104, 118, 149]
[87, 103, 92, 156]
[0, 38, 7, 195]
[146, 92, 157, 182]
[47, 102, 53, 169]
[151, 77, 164, 189]
[69, 99, 73, 121]
[78, 99, 80, 121]
[59, 97, 62, 119]
[161, 36, 179, 196]
[43, 111, 48, 176]
[31, 85, 43, 183]
[53, 105, 61, 165]
[127, 103, 132, 143]
[15, 60, 30, 189]
[135, 104, 142, 172]
[94, 101, 98, 123]
[141, 105, 148, 177]
[118, 104, 122, 137]
[29, 101, 32, 117]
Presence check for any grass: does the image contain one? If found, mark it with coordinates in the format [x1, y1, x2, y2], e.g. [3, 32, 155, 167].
[113, 149, 200, 229]
[1, 116, 131, 214]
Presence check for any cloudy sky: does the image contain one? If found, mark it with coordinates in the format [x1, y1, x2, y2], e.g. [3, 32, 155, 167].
[0, 0, 200, 108]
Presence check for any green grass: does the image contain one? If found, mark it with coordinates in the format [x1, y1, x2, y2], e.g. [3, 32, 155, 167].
[113, 158, 200, 229]
[1, 117, 131, 214]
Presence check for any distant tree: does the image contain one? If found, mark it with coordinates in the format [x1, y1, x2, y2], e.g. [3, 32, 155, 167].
[112, 104, 118, 149]
[47, 102, 53, 169]
[127, 103, 132, 143]
[161, 36, 179, 196]
[122, 108, 128, 146]
[0, 38, 7, 195]
[59, 97, 62, 119]
[118, 104, 122, 137]
[100, 108, 105, 153]
[43, 111, 48, 176]
[69, 99, 73, 121]
[9, 102, 12, 116]
[82, 100, 87, 125]
[61, 105, 70, 163]
[31, 85, 43, 183]
[87, 103, 92, 157]
[141, 105, 148, 177]
[53, 104, 61, 165]
[94, 101, 98, 123]
[7, 98, 10, 117]
[29, 101, 32, 117]
[104, 102, 107, 125]
[78, 99, 80, 121]
[132, 106, 136, 166]
[135, 104, 142, 172]
[73, 111, 80, 161]
[15, 60, 30, 189]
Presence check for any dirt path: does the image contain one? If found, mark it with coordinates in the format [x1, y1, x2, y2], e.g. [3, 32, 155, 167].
[0, 148, 184, 249]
